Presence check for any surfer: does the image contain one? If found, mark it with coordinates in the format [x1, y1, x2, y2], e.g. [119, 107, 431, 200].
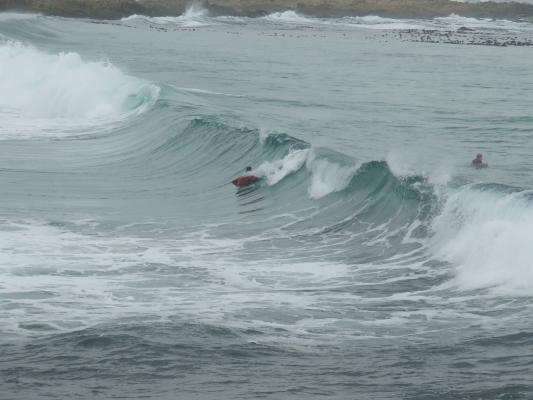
[472, 153, 488, 169]
[232, 166, 259, 187]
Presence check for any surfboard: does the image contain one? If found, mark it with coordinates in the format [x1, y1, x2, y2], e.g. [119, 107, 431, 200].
[232, 175, 259, 187]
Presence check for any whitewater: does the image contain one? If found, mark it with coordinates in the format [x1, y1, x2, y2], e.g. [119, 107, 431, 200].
[1, 9, 533, 400]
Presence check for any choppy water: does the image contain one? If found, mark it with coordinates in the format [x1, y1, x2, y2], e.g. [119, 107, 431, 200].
[1, 10, 533, 400]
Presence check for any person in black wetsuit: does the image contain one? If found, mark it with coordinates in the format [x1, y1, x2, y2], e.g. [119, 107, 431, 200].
[472, 153, 487, 169]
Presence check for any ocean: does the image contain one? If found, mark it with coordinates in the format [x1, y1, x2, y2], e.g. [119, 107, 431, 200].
[1, 8, 533, 399]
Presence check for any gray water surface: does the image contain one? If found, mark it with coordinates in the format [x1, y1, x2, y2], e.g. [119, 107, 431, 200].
[1, 12, 533, 400]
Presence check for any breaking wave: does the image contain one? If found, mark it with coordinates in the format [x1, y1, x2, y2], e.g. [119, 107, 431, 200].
[0, 41, 159, 138]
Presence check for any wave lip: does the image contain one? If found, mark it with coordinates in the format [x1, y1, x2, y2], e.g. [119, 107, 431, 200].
[257, 148, 309, 186]
[0, 41, 159, 139]
[305, 149, 358, 200]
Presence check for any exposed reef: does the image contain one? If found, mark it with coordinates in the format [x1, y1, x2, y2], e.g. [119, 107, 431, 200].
[2, 0, 533, 20]
[374, 28, 533, 46]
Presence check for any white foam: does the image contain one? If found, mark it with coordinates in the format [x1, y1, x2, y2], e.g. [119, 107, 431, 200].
[257, 149, 309, 185]
[261, 11, 428, 30]
[0, 12, 40, 22]
[258, 128, 271, 145]
[343, 15, 427, 30]
[0, 41, 159, 138]
[123, 9, 533, 33]
[434, 14, 533, 32]
[1, 211, 525, 344]
[176, 86, 244, 98]
[175, 3, 210, 26]
[431, 187, 533, 295]
[385, 151, 451, 196]
[120, 14, 147, 22]
[262, 11, 413, 30]
[385, 151, 417, 178]
[0, 219, 359, 340]
[122, 3, 210, 27]
[306, 150, 357, 199]
[262, 10, 318, 25]
[0, 220, 240, 336]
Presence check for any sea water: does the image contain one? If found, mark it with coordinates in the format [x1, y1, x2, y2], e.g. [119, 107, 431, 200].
[1, 9, 533, 399]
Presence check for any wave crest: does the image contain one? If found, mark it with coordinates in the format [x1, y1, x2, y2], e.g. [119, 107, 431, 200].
[0, 41, 159, 138]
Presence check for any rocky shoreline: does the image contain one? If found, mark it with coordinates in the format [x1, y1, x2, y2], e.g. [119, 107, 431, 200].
[374, 28, 533, 47]
[2, 0, 533, 20]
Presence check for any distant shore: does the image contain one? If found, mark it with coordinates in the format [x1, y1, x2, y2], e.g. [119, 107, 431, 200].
[2, 0, 533, 20]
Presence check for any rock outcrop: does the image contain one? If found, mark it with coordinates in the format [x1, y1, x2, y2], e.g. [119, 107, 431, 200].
[2, 0, 533, 20]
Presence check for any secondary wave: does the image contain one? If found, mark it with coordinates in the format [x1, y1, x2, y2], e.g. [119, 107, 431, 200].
[0, 41, 159, 139]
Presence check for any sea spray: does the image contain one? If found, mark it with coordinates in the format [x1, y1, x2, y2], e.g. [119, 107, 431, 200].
[0, 41, 159, 137]
[121, 3, 210, 27]
[431, 185, 533, 295]
[306, 149, 358, 199]
[256, 149, 309, 185]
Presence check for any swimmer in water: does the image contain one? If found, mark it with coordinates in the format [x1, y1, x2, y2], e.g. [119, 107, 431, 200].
[472, 153, 488, 169]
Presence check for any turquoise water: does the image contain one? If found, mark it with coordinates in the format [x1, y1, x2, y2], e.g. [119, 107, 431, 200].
[1, 11, 533, 399]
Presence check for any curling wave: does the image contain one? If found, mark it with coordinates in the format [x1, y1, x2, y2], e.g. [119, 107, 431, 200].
[159, 118, 533, 295]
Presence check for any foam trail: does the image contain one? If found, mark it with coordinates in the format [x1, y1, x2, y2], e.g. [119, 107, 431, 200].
[0, 41, 159, 138]
[432, 186, 533, 295]
[257, 149, 309, 185]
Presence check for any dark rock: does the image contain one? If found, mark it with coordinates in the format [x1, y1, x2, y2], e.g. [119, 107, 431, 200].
[2, 0, 533, 20]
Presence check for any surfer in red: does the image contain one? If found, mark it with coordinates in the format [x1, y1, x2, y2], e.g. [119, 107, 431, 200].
[232, 166, 260, 187]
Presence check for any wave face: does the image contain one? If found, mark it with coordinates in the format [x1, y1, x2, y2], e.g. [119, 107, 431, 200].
[1, 11, 533, 400]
